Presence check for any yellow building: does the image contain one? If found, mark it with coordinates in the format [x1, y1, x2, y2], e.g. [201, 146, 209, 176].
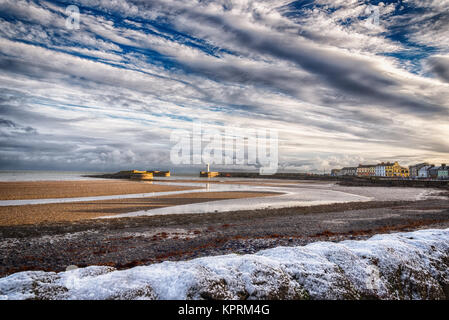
[385, 162, 409, 178]
[200, 171, 219, 178]
[130, 171, 153, 180]
[148, 170, 170, 177]
[396, 166, 410, 178]
[200, 163, 219, 178]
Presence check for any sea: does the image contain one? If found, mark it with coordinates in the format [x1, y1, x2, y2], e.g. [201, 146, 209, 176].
[0, 170, 107, 182]
[0, 170, 198, 182]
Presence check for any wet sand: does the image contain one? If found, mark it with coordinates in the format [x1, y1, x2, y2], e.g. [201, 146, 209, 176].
[0, 191, 276, 226]
[152, 179, 326, 186]
[2, 198, 449, 277]
[1, 179, 447, 277]
[0, 180, 199, 200]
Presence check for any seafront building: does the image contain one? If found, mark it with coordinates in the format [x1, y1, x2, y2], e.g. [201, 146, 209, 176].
[418, 165, 434, 178]
[333, 161, 448, 179]
[411, 163, 449, 179]
[409, 163, 429, 178]
[375, 162, 390, 177]
[437, 164, 449, 179]
[429, 166, 440, 179]
[384, 162, 409, 178]
[357, 164, 376, 177]
[339, 167, 357, 176]
[331, 169, 341, 176]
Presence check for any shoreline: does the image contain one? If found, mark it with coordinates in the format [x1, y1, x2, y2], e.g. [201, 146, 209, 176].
[0, 191, 276, 226]
[0, 180, 199, 200]
[1, 197, 449, 277]
[1, 178, 448, 279]
[0, 179, 444, 226]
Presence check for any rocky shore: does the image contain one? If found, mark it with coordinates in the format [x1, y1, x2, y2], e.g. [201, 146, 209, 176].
[1, 197, 449, 277]
[2, 227, 449, 300]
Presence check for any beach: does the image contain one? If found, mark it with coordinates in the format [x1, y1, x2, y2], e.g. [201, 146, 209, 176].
[0, 180, 197, 200]
[1, 177, 448, 279]
[0, 190, 276, 225]
[0, 180, 277, 225]
[2, 197, 449, 277]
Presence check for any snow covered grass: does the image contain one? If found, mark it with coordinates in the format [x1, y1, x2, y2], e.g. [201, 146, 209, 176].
[1, 228, 449, 300]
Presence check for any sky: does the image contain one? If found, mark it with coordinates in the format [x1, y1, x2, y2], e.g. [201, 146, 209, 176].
[0, 0, 448, 173]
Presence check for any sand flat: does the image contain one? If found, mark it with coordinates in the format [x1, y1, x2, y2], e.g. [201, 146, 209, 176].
[153, 179, 326, 186]
[0, 180, 199, 200]
[0, 191, 276, 226]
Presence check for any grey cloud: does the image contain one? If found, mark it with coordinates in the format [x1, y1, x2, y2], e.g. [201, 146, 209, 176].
[0, 0, 448, 172]
[0, 118, 37, 135]
[428, 55, 449, 83]
[0, 119, 16, 128]
[104, 1, 445, 119]
[170, 8, 445, 115]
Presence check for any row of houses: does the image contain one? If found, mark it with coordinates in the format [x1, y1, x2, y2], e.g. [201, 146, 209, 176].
[409, 163, 449, 179]
[331, 162, 449, 180]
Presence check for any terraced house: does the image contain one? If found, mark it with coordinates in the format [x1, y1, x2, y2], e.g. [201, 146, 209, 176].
[357, 164, 376, 177]
[375, 162, 390, 177]
[331, 169, 341, 176]
[418, 165, 434, 178]
[339, 167, 358, 176]
[409, 163, 430, 178]
[332, 161, 449, 179]
[429, 166, 440, 179]
[385, 162, 409, 178]
[437, 164, 449, 180]
[397, 166, 410, 178]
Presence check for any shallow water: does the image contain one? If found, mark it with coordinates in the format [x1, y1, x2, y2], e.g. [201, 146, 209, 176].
[0, 170, 104, 182]
[0, 188, 205, 206]
[101, 186, 372, 218]
[0, 179, 438, 218]
[99, 182, 439, 218]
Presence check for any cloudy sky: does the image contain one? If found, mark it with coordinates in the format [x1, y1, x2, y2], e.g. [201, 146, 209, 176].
[0, 0, 448, 173]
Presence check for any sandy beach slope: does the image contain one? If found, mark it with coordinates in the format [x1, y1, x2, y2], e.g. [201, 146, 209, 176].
[0, 180, 276, 225]
[0, 180, 202, 200]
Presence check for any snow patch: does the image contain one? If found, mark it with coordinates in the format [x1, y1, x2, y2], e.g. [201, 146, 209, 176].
[1, 228, 449, 300]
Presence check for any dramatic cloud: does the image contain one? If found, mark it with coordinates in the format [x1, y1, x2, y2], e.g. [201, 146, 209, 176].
[428, 55, 449, 83]
[0, 0, 448, 172]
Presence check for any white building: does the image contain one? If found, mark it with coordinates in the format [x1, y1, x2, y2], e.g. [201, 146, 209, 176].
[409, 163, 429, 178]
[418, 165, 434, 178]
[375, 163, 389, 177]
[340, 167, 357, 176]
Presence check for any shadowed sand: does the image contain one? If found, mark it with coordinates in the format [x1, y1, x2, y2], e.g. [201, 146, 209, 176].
[0, 180, 200, 200]
[0, 191, 276, 226]
[0, 179, 311, 201]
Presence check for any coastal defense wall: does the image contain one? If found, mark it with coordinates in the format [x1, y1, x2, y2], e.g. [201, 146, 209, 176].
[200, 171, 220, 178]
[87, 170, 167, 180]
[197, 171, 449, 188]
[148, 171, 170, 177]
[130, 172, 153, 180]
[337, 177, 449, 188]
[200, 171, 338, 180]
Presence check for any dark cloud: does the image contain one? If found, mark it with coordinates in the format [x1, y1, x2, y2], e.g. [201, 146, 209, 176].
[0, 117, 37, 135]
[428, 55, 449, 83]
[0, 119, 16, 128]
